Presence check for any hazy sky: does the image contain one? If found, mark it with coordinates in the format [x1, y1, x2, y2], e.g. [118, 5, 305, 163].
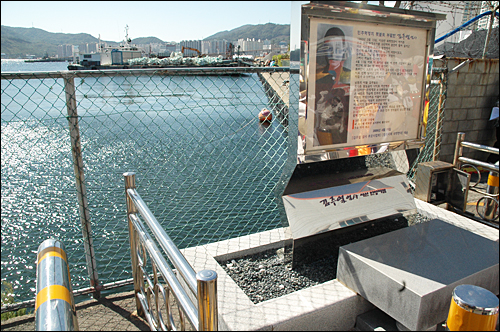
[1, 1, 295, 42]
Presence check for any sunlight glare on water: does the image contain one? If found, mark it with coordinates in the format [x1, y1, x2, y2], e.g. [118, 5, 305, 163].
[2, 61, 288, 303]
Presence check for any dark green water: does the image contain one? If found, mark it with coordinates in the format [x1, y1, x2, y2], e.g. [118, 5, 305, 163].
[1, 60, 289, 302]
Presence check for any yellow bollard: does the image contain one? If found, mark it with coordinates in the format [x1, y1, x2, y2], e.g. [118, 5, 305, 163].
[35, 239, 79, 331]
[446, 284, 499, 331]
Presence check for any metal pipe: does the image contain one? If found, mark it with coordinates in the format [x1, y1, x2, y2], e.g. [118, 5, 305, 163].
[126, 187, 198, 295]
[123, 172, 144, 317]
[435, 10, 497, 44]
[35, 239, 79, 331]
[197, 270, 218, 331]
[1, 67, 298, 81]
[461, 141, 499, 155]
[63, 74, 100, 299]
[453, 132, 466, 169]
[458, 157, 499, 174]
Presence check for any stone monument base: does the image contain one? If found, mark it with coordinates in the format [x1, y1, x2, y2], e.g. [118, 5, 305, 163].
[179, 200, 499, 330]
[337, 219, 499, 331]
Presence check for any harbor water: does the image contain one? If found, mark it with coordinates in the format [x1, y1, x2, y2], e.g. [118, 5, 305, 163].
[1, 59, 288, 303]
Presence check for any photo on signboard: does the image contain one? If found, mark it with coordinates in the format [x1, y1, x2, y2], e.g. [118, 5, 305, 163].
[313, 23, 353, 147]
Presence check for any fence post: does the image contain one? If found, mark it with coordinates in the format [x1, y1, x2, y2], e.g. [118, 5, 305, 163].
[433, 71, 447, 161]
[481, 6, 498, 59]
[123, 172, 144, 317]
[453, 132, 466, 169]
[197, 270, 218, 331]
[63, 73, 100, 299]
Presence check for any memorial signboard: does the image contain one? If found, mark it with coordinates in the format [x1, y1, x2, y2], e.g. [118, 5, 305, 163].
[297, 2, 445, 162]
[284, 3, 445, 265]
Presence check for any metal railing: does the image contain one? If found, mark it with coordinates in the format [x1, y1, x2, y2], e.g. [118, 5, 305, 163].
[453, 132, 499, 225]
[35, 239, 79, 331]
[124, 172, 217, 331]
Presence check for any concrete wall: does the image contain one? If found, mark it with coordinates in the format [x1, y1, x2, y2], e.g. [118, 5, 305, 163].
[436, 58, 499, 163]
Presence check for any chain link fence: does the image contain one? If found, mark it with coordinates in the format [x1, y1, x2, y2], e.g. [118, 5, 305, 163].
[2, 63, 448, 309]
[407, 61, 448, 182]
[1, 67, 292, 306]
[403, 1, 499, 58]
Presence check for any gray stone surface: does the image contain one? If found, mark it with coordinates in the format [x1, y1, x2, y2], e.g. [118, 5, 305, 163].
[355, 308, 399, 331]
[337, 218, 499, 331]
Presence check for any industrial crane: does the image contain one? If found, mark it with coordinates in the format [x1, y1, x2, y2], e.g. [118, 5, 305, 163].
[181, 46, 202, 57]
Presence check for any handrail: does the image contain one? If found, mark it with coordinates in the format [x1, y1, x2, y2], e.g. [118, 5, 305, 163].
[461, 141, 499, 155]
[124, 172, 218, 331]
[35, 239, 79, 331]
[126, 188, 198, 294]
[453, 132, 499, 174]
[458, 157, 499, 174]
[129, 213, 199, 329]
[1, 66, 295, 80]
[452, 132, 499, 226]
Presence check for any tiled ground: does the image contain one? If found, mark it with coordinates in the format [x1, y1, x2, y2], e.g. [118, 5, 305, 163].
[1, 289, 195, 331]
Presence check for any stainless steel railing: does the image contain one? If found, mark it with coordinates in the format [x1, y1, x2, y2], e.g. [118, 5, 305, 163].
[35, 239, 79, 331]
[453, 132, 499, 225]
[124, 172, 218, 331]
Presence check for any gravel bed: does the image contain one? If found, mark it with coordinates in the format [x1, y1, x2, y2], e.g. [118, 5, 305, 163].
[219, 213, 431, 304]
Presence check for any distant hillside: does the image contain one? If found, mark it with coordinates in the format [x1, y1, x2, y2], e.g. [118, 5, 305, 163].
[204, 23, 290, 44]
[131, 37, 164, 45]
[1, 25, 103, 57]
[1, 23, 290, 58]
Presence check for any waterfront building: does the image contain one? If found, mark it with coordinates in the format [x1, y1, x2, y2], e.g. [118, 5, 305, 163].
[58, 44, 77, 58]
[237, 38, 264, 57]
[478, 1, 499, 30]
[200, 39, 229, 56]
[78, 43, 99, 54]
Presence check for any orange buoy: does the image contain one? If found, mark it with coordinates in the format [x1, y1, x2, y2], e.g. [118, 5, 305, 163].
[258, 108, 272, 122]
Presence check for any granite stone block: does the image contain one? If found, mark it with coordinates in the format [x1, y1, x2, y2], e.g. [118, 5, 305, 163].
[337, 219, 499, 331]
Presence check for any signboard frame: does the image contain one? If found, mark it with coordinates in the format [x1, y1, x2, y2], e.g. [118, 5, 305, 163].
[298, 2, 445, 163]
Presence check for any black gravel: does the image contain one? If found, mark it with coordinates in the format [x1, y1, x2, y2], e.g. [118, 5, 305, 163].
[219, 213, 431, 304]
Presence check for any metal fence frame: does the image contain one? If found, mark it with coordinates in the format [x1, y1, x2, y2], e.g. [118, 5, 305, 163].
[407, 60, 448, 183]
[1, 67, 292, 312]
[1, 64, 447, 313]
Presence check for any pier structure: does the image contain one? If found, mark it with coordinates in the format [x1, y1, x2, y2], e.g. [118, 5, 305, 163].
[258, 71, 290, 126]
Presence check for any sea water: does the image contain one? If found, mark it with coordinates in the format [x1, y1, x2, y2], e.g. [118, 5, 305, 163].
[1, 59, 288, 302]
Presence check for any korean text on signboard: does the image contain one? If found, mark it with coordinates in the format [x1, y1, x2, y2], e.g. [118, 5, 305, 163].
[304, 18, 428, 152]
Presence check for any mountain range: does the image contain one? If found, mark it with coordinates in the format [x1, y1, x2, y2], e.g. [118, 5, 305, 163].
[1, 23, 290, 58]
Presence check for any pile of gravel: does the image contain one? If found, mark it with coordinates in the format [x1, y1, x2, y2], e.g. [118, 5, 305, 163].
[219, 213, 430, 304]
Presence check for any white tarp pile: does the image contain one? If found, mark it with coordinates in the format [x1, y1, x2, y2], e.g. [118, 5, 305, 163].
[128, 52, 224, 66]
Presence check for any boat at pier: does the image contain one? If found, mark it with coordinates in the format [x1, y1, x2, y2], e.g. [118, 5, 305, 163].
[69, 25, 249, 71]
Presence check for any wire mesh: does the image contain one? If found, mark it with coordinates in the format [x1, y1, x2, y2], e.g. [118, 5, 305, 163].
[407, 64, 448, 182]
[1, 67, 291, 304]
[403, 1, 499, 58]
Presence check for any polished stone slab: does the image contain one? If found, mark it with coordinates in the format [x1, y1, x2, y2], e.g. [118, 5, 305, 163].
[282, 167, 416, 240]
[337, 218, 499, 331]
